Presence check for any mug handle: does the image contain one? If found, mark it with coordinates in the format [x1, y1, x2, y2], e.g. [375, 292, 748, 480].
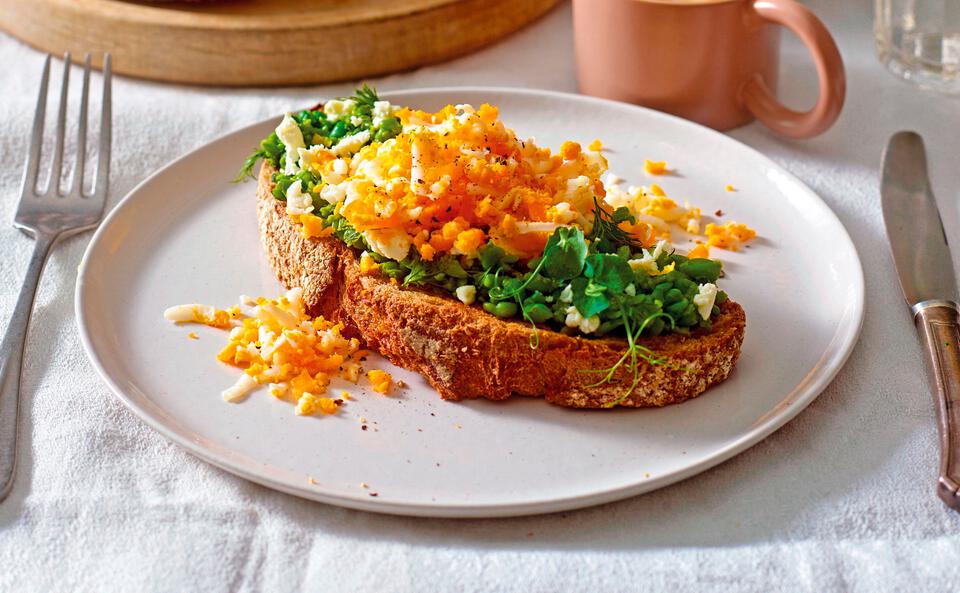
[741, 0, 846, 139]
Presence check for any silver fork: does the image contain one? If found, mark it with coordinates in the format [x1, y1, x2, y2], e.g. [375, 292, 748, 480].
[0, 53, 112, 502]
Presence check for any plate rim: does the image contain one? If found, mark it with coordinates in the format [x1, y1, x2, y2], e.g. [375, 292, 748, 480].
[75, 86, 866, 518]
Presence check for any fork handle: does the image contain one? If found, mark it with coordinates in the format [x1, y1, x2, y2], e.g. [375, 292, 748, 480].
[0, 232, 56, 502]
[914, 300, 960, 511]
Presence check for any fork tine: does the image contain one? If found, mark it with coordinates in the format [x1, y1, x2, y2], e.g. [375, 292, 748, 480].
[47, 52, 71, 196]
[20, 55, 51, 198]
[68, 54, 92, 196]
[91, 53, 111, 201]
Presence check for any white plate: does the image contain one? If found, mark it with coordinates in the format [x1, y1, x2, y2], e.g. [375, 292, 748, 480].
[76, 88, 864, 518]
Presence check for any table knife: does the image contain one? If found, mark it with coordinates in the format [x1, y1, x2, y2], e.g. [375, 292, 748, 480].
[881, 130, 960, 511]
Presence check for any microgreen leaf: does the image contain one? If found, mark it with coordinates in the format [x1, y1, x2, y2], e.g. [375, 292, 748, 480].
[571, 277, 610, 318]
[542, 227, 587, 280]
[479, 243, 506, 271]
[586, 253, 634, 294]
[402, 258, 430, 286]
[437, 257, 468, 279]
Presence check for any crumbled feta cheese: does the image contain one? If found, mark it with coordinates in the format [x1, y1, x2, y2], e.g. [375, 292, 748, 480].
[559, 284, 574, 303]
[693, 283, 718, 320]
[455, 285, 477, 305]
[323, 99, 356, 122]
[580, 315, 601, 334]
[372, 101, 395, 126]
[285, 180, 314, 215]
[350, 115, 363, 126]
[275, 114, 305, 174]
[565, 306, 600, 334]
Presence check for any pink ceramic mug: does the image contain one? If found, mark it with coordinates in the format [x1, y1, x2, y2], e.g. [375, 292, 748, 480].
[573, 0, 846, 138]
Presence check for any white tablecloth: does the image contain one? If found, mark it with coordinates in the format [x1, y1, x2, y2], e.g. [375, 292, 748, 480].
[2, 1, 959, 591]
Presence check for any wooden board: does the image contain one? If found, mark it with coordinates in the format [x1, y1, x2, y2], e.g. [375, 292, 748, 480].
[0, 0, 561, 86]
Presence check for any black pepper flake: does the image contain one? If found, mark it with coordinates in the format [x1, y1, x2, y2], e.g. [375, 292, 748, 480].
[361, 425, 368, 431]
[715, 209, 724, 217]
[369, 492, 378, 497]
[431, 216, 440, 223]
[334, 399, 344, 406]
[430, 412, 435, 416]
[444, 206, 452, 213]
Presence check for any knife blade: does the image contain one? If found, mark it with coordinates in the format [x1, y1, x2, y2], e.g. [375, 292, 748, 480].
[881, 131, 958, 306]
[881, 130, 960, 511]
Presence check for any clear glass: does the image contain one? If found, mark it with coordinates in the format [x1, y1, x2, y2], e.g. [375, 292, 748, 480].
[875, 0, 960, 94]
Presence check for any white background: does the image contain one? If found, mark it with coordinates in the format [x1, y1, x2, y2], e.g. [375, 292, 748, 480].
[1, 1, 959, 591]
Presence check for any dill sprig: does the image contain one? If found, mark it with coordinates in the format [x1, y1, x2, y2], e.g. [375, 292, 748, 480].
[353, 84, 380, 111]
[587, 196, 645, 253]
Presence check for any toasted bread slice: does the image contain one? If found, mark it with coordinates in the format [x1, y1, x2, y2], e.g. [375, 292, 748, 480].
[256, 164, 745, 408]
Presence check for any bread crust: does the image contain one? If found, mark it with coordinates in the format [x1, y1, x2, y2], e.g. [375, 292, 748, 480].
[256, 163, 745, 408]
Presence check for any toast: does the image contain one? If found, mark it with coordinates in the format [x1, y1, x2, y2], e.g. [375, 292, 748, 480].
[256, 163, 746, 408]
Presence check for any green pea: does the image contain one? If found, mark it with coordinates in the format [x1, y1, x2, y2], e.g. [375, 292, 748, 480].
[433, 273, 446, 281]
[330, 120, 347, 139]
[482, 302, 497, 314]
[598, 320, 623, 335]
[502, 278, 523, 293]
[665, 299, 689, 317]
[665, 288, 684, 303]
[673, 277, 697, 294]
[679, 259, 722, 283]
[481, 275, 496, 289]
[493, 302, 518, 318]
[376, 117, 401, 142]
[525, 304, 552, 324]
[526, 275, 554, 293]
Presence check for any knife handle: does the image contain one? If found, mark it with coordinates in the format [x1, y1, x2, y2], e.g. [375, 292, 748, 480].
[914, 300, 960, 510]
